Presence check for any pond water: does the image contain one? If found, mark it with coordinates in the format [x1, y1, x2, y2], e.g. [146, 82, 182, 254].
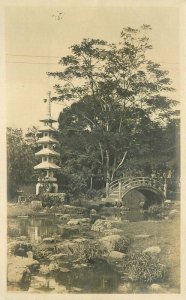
[7, 210, 161, 294]
[8, 216, 122, 293]
[8, 210, 159, 243]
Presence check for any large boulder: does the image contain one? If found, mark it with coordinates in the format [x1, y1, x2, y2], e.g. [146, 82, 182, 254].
[67, 219, 81, 226]
[91, 219, 123, 232]
[169, 209, 179, 218]
[109, 251, 125, 259]
[80, 217, 91, 223]
[150, 283, 164, 292]
[8, 264, 31, 285]
[90, 209, 97, 215]
[55, 284, 68, 293]
[8, 255, 39, 269]
[164, 200, 172, 204]
[7, 256, 39, 284]
[31, 200, 42, 210]
[118, 282, 134, 293]
[39, 264, 50, 275]
[59, 267, 70, 273]
[70, 287, 83, 293]
[99, 235, 121, 251]
[143, 246, 161, 255]
[66, 218, 91, 226]
[49, 253, 68, 261]
[42, 237, 56, 243]
[91, 219, 113, 232]
[28, 275, 48, 290]
[57, 240, 76, 255]
[58, 214, 71, 221]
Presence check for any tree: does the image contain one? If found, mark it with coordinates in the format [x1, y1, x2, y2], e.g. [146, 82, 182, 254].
[7, 127, 39, 199]
[48, 25, 179, 187]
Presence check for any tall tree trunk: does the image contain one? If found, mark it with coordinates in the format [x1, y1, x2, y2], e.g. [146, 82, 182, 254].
[106, 150, 110, 182]
[111, 154, 117, 181]
[99, 142, 104, 166]
[90, 176, 93, 190]
[111, 151, 128, 181]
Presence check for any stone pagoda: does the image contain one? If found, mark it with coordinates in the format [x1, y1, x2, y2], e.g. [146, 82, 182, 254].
[34, 92, 60, 195]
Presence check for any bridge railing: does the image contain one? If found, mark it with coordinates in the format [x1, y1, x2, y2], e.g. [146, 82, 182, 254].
[108, 177, 164, 199]
[109, 177, 130, 191]
[121, 177, 164, 192]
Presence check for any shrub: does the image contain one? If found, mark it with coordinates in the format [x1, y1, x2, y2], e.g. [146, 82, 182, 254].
[8, 241, 32, 257]
[30, 200, 42, 211]
[147, 205, 164, 215]
[86, 189, 103, 200]
[122, 251, 167, 283]
[72, 240, 107, 263]
[39, 193, 66, 207]
[24, 193, 39, 203]
[32, 243, 58, 260]
[114, 236, 132, 253]
[7, 226, 20, 237]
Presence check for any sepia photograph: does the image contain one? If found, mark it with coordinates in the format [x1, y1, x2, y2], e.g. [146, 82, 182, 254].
[1, 0, 185, 297]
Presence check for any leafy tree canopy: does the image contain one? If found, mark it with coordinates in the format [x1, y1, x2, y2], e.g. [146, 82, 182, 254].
[7, 127, 39, 199]
[47, 25, 179, 194]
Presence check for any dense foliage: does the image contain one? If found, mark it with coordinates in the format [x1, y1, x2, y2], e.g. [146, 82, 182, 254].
[114, 235, 132, 253]
[48, 25, 180, 195]
[7, 127, 39, 199]
[72, 239, 107, 263]
[7, 26, 180, 200]
[122, 251, 167, 283]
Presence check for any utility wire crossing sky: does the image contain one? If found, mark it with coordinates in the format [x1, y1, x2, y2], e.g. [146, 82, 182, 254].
[5, 4, 181, 130]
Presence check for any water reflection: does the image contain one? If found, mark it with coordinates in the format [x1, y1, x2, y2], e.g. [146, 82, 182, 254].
[27, 262, 119, 294]
[8, 217, 61, 243]
[8, 210, 158, 244]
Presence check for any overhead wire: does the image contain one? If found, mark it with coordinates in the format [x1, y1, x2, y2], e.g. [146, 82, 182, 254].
[6, 61, 58, 65]
[6, 54, 61, 58]
[5, 53, 179, 67]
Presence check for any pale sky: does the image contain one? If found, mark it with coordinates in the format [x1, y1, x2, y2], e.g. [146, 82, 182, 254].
[5, 1, 181, 130]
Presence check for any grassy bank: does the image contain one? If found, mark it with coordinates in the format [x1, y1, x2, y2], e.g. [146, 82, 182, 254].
[120, 216, 180, 289]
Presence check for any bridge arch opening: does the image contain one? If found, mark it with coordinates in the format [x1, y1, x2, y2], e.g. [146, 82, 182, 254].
[122, 188, 164, 210]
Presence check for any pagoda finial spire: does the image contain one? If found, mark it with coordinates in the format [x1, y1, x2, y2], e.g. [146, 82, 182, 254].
[47, 91, 51, 117]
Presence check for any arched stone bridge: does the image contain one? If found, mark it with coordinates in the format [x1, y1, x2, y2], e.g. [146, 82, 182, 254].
[106, 177, 165, 207]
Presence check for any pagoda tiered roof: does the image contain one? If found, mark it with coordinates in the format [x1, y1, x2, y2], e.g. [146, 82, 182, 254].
[35, 148, 60, 157]
[39, 116, 57, 123]
[38, 125, 57, 132]
[34, 92, 61, 181]
[37, 136, 59, 144]
[34, 161, 61, 170]
[38, 177, 57, 182]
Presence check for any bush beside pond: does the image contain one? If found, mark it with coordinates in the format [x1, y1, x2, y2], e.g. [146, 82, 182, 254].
[122, 251, 167, 283]
[39, 193, 66, 207]
[72, 239, 108, 263]
[114, 236, 132, 253]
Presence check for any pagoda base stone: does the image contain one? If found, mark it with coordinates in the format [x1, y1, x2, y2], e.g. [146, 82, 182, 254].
[36, 182, 58, 195]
